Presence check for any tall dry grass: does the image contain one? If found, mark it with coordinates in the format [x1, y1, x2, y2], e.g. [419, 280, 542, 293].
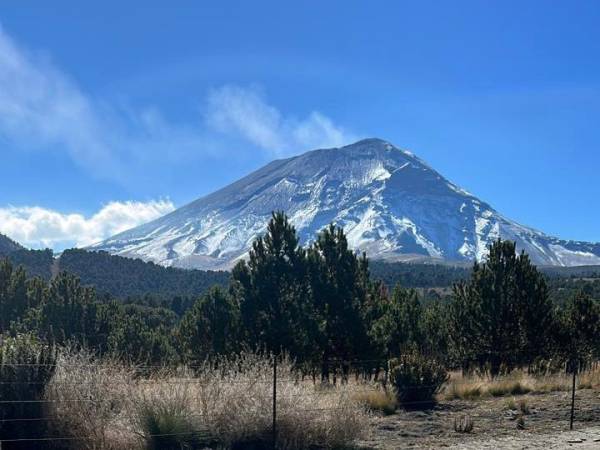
[134, 353, 369, 449]
[44, 351, 369, 450]
[441, 365, 600, 401]
[44, 350, 139, 449]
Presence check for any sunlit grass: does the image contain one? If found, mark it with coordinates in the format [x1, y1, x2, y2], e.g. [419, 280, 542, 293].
[440, 365, 600, 401]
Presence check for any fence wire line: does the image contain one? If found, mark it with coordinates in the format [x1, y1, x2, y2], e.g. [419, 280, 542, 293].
[1, 359, 593, 443]
[0, 375, 587, 389]
[0, 429, 216, 444]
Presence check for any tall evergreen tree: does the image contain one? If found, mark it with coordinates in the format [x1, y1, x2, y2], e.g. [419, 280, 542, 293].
[449, 240, 553, 375]
[307, 224, 373, 373]
[231, 211, 315, 358]
[0, 260, 29, 332]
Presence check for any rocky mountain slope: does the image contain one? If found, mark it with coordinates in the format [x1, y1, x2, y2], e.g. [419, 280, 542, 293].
[90, 139, 600, 269]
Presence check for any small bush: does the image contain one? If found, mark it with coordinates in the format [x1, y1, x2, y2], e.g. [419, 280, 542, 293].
[504, 398, 517, 411]
[518, 399, 530, 415]
[0, 334, 57, 448]
[453, 415, 474, 433]
[389, 352, 448, 408]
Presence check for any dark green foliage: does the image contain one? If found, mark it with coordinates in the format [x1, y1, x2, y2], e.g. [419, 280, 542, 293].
[30, 272, 98, 346]
[0, 334, 57, 448]
[449, 240, 554, 375]
[59, 249, 229, 300]
[1, 218, 598, 384]
[421, 301, 450, 361]
[389, 352, 448, 408]
[177, 286, 240, 363]
[308, 224, 374, 368]
[559, 292, 600, 364]
[5, 249, 54, 280]
[370, 261, 470, 288]
[371, 284, 423, 357]
[0, 233, 23, 255]
[0, 261, 29, 332]
[547, 277, 600, 305]
[232, 212, 315, 359]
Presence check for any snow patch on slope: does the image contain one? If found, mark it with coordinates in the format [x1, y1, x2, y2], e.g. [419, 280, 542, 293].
[90, 138, 600, 269]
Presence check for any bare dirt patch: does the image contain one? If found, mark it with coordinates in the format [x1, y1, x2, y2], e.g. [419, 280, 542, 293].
[359, 388, 600, 449]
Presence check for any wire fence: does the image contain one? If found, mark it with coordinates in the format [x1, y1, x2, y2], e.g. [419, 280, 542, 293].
[0, 358, 597, 448]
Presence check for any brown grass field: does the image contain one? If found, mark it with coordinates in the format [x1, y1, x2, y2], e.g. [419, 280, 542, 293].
[38, 353, 600, 449]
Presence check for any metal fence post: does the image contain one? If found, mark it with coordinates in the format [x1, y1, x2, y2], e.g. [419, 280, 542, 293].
[569, 360, 577, 431]
[273, 355, 277, 449]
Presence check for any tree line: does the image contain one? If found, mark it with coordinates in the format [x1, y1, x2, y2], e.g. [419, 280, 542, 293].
[1, 212, 598, 376]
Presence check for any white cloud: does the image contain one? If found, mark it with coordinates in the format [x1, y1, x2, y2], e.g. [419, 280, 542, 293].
[0, 26, 357, 179]
[206, 85, 357, 156]
[0, 200, 175, 250]
[0, 25, 124, 178]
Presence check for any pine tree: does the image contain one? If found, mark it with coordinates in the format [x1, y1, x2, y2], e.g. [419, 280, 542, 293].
[449, 240, 553, 375]
[560, 292, 600, 364]
[177, 286, 240, 362]
[232, 211, 315, 358]
[307, 224, 373, 377]
[371, 284, 423, 358]
[0, 260, 28, 332]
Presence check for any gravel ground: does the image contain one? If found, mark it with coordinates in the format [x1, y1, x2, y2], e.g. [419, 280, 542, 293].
[358, 388, 600, 449]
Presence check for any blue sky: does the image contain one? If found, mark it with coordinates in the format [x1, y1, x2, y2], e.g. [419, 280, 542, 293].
[1, 1, 600, 249]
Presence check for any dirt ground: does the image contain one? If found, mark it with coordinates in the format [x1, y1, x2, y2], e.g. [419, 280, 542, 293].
[358, 388, 600, 449]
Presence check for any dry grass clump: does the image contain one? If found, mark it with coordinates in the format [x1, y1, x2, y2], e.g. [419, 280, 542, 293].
[578, 367, 600, 389]
[442, 365, 600, 402]
[352, 384, 397, 415]
[504, 398, 531, 415]
[44, 350, 139, 450]
[46, 352, 368, 449]
[453, 414, 474, 433]
[133, 377, 212, 450]
[487, 379, 531, 397]
[134, 353, 369, 449]
[442, 372, 534, 401]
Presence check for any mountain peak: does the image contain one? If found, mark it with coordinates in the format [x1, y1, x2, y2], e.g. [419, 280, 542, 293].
[91, 140, 600, 269]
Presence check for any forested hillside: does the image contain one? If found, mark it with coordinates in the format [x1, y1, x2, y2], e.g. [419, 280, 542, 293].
[7, 248, 54, 279]
[0, 233, 22, 254]
[370, 261, 470, 288]
[58, 249, 230, 299]
[2, 232, 600, 306]
[1, 212, 598, 372]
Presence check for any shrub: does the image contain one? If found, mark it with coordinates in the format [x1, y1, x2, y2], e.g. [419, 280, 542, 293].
[453, 415, 474, 433]
[389, 352, 449, 408]
[518, 399, 530, 415]
[0, 333, 57, 448]
[504, 398, 517, 411]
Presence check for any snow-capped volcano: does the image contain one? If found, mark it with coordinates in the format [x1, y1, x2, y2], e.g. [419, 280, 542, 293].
[91, 139, 600, 269]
